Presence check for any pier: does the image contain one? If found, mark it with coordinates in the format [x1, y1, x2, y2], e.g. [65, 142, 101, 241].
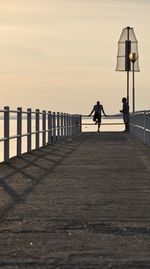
[1, 0, 150, 267]
[0, 126, 150, 267]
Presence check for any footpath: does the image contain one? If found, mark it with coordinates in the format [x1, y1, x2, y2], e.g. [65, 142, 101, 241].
[0, 132, 150, 269]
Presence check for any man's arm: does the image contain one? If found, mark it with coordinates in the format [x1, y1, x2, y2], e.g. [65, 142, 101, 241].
[101, 106, 107, 116]
[89, 107, 94, 116]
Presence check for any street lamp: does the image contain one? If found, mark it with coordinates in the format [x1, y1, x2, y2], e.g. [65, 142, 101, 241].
[116, 26, 140, 108]
[129, 53, 138, 113]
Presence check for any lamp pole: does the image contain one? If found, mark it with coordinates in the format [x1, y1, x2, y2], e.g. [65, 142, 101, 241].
[126, 26, 131, 106]
[129, 53, 138, 113]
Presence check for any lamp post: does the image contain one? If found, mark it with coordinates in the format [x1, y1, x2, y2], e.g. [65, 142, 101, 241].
[116, 26, 140, 110]
[129, 53, 138, 113]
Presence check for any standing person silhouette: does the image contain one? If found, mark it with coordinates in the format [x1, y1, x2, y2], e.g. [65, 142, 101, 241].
[89, 101, 107, 132]
[120, 97, 129, 132]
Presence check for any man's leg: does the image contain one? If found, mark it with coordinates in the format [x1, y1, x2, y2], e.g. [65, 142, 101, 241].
[126, 116, 129, 131]
[97, 117, 101, 132]
[124, 115, 129, 132]
[126, 121, 129, 132]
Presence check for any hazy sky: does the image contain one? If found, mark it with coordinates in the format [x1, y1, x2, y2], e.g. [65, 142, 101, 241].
[0, 0, 150, 114]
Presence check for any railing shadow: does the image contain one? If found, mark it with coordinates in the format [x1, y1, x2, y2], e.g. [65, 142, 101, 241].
[0, 134, 88, 222]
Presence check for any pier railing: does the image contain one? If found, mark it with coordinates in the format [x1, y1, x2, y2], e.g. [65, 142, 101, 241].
[1, 109, 149, 163]
[0, 107, 81, 163]
[130, 110, 150, 146]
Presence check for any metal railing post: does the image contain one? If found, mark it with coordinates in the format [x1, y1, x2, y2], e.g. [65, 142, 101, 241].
[69, 114, 71, 135]
[72, 115, 74, 135]
[17, 107, 22, 157]
[148, 111, 150, 146]
[27, 108, 32, 152]
[74, 115, 78, 134]
[48, 111, 52, 144]
[70, 115, 72, 135]
[36, 109, 40, 149]
[42, 110, 46, 146]
[71, 115, 73, 135]
[145, 112, 148, 144]
[64, 113, 67, 137]
[52, 112, 56, 142]
[144, 111, 146, 144]
[57, 112, 60, 140]
[79, 115, 82, 133]
[67, 114, 69, 136]
[61, 113, 64, 138]
[69, 115, 72, 136]
[4, 106, 10, 163]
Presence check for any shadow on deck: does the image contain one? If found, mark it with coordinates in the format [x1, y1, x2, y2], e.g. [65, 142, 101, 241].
[0, 132, 150, 268]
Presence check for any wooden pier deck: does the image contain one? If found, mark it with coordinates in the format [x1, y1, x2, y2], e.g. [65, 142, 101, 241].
[0, 132, 150, 268]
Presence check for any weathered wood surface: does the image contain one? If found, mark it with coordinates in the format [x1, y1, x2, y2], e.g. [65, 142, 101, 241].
[0, 132, 150, 268]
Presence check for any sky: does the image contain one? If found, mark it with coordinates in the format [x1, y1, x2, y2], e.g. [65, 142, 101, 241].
[0, 0, 150, 114]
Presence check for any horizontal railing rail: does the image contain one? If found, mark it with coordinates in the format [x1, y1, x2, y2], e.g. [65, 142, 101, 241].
[0, 107, 81, 163]
[81, 115, 124, 127]
[130, 110, 150, 146]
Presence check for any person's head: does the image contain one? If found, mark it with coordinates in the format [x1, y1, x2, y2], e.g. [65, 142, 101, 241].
[122, 97, 127, 103]
[96, 101, 100, 105]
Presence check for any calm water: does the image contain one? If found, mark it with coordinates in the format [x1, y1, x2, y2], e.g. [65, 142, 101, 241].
[0, 117, 124, 162]
[82, 117, 124, 132]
